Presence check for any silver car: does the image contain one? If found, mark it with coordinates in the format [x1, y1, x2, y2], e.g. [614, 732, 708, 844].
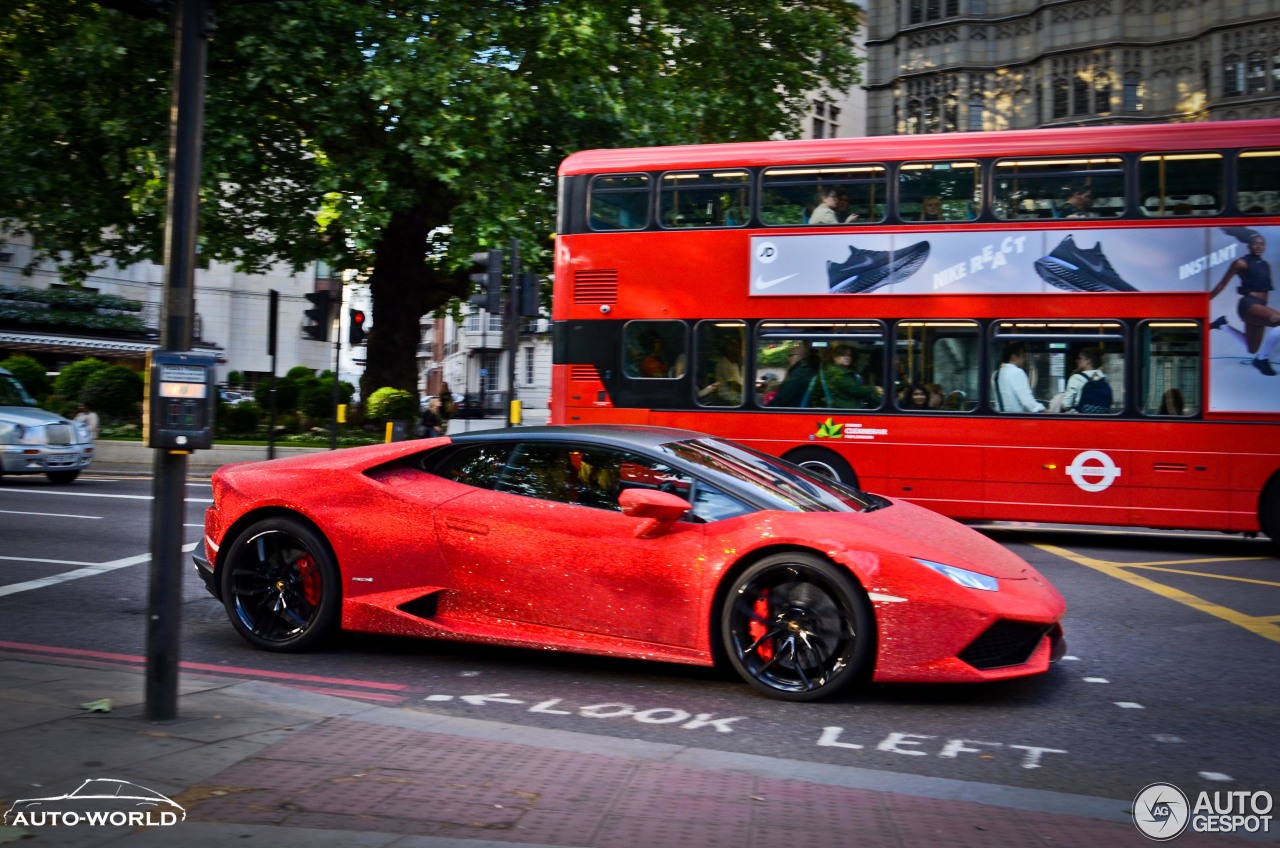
[0, 368, 94, 484]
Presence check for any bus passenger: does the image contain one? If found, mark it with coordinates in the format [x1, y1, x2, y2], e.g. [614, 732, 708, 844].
[1161, 388, 1186, 416]
[1057, 186, 1095, 218]
[899, 384, 930, 410]
[920, 196, 944, 221]
[1060, 347, 1108, 413]
[821, 345, 876, 408]
[809, 188, 842, 225]
[992, 342, 1045, 413]
[769, 342, 818, 406]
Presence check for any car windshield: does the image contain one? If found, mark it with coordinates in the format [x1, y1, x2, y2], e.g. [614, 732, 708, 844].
[662, 438, 883, 513]
[0, 373, 35, 407]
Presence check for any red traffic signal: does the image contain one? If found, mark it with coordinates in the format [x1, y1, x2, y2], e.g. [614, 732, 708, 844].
[349, 309, 366, 346]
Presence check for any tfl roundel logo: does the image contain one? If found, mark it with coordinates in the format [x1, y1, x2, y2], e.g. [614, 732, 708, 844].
[1065, 450, 1122, 493]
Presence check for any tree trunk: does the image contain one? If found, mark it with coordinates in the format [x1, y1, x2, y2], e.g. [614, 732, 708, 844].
[361, 192, 464, 401]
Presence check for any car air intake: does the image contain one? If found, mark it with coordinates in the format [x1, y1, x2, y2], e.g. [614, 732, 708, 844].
[959, 620, 1052, 670]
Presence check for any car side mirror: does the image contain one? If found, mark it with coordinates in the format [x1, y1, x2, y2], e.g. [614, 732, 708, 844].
[619, 488, 691, 538]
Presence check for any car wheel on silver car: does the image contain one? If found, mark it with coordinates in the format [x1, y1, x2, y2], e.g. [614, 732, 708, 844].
[721, 552, 874, 701]
[220, 518, 340, 651]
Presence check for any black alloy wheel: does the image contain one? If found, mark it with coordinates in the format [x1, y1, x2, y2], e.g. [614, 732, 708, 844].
[220, 517, 340, 651]
[721, 552, 874, 701]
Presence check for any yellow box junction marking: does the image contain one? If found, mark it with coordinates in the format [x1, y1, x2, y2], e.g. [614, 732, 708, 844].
[1035, 544, 1280, 645]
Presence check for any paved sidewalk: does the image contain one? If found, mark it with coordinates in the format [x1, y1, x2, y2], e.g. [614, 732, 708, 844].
[0, 655, 1262, 847]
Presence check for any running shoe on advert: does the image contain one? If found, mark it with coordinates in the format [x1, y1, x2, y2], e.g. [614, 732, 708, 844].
[827, 240, 931, 293]
[1033, 235, 1138, 292]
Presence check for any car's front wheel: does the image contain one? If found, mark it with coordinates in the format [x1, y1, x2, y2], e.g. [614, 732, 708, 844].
[219, 517, 340, 651]
[720, 552, 874, 701]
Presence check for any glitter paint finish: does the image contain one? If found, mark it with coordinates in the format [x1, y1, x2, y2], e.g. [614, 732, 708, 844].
[198, 430, 1066, 691]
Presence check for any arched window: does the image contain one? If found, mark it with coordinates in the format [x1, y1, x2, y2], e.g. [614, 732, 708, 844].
[944, 94, 959, 133]
[906, 98, 923, 134]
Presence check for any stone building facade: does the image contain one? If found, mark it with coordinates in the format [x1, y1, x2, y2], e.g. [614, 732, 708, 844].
[864, 0, 1280, 136]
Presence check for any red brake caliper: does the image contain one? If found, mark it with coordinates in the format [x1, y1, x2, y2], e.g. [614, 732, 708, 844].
[295, 554, 321, 606]
[749, 590, 773, 661]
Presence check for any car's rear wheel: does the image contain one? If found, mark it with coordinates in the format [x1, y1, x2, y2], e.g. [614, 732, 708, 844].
[46, 470, 79, 484]
[219, 517, 340, 651]
[720, 552, 874, 701]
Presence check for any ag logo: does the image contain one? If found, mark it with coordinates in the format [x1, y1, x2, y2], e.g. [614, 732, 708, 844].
[813, 418, 843, 439]
[1133, 782, 1189, 840]
[1065, 449, 1122, 493]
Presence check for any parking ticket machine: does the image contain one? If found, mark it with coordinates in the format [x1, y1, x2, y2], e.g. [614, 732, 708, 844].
[144, 350, 216, 451]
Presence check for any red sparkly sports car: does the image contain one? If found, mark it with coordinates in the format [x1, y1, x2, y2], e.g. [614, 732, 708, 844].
[195, 425, 1066, 701]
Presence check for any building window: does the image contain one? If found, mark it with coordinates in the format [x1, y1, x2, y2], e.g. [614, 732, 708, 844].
[523, 347, 535, 385]
[1247, 51, 1267, 94]
[1224, 55, 1244, 97]
[1053, 78, 1069, 118]
[1095, 74, 1112, 114]
[812, 102, 840, 139]
[967, 93, 985, 131]
[1073, 75, 1090, 115]
[1123, 72, 1143, 111]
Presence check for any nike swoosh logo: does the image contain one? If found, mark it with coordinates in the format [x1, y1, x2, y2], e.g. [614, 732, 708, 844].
[1076, 254, 1110, 274]
[755, 273, 798, 290]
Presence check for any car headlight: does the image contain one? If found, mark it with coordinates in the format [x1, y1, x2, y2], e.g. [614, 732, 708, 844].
[0, 421, 32, 445]
[913, 558, 999, 591]
[75, 422, 91, 442]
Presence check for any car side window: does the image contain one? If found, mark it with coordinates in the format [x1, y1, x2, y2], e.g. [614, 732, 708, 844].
[430, 444, 512, 489]
[688, 482, 751, 523]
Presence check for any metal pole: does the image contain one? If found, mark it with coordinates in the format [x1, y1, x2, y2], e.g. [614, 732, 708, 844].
[506, 238, 519, 427]
[146, 0, 210, 722]
[331, 284, 342, 451]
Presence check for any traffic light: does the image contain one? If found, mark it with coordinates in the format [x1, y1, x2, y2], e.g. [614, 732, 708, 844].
[469, 249, 503, 314]
[349, 309, 366, 346]
[302, 291, 331, 341]
[518, 271, 541, 317]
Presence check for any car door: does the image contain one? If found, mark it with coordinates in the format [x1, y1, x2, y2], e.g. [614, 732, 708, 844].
[433, 441, 709, 649]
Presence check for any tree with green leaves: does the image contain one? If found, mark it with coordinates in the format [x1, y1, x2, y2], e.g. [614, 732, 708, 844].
[0, 1, 862, 398]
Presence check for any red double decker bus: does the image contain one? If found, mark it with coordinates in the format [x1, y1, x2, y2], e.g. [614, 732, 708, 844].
[549, 120, 1280, 545]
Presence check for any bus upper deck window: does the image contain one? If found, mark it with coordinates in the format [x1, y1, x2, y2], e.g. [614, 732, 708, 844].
[760, 165, 887, 227]
[898, 161, 981, 223]
[659, 170, 751, 229]
[589, 174, 651, 231]
[1237, 150, 1280, 214]
[992, 157, 1124, 220]
[1138, 153, 1224, 217]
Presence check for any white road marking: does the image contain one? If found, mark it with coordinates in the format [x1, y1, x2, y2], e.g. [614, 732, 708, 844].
[1083, 677, 1110, 683]
[0, 542, 198, 597]
[1199, 772, 1234, 782]
[1114, 702, 1144, 709]
[0, 509, 101, 520]
[0, 489, 211, 503]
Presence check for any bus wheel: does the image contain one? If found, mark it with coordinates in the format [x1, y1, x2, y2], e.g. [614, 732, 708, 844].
[785, 447, 857, 487]
[1261, 478, 1280, 550]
